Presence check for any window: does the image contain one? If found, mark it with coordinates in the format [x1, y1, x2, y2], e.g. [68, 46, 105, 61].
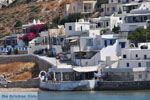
[69, 26, 72, 30]
[135, 54, 138, 58]
[118, 0, 121, 3]
[80, 26, 83, 31]
[86, 39, 93, 46]
[138, 63, 141, 67]
[144, 55, 147, 59]
[120, 42, 126, 48]
[112, 7, 115, 11]
[111, 0, 113, 3]
[126, 63, 129, 67]
[107, 8, 109, 12]
[145, 74, 148, 78]
[138, 74, 142, 79]
[106, 22, 109, 26]
[123, 54, 127, 58]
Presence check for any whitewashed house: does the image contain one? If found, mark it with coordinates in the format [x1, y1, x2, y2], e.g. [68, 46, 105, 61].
[65, 20, 100, 37]
[100, 0, 144, 17]
[70, 34, 129, 66]
[104, 43, 150, 81]
[0, 0, 15, 8]
[90, 15, 122, 32]
[64, 0, 97, 17]
[120, 2, 150, 31]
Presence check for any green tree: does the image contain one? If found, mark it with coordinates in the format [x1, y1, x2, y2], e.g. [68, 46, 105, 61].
[52, 16, 60, 24]
[60, 13, 83, 25]
[128, 28, 150, 45]
[112, 25, 120, 33]
[7, 49, 11, 55]
[96, 0, 108, 8]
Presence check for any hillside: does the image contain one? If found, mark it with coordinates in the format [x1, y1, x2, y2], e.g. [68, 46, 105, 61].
[0, 0, 108, 36]
[0, 62, 37, 82]
[0, 0, 78, 36]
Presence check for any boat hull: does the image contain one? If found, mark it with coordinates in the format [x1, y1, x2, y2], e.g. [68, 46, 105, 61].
[40, 80, 98, 91]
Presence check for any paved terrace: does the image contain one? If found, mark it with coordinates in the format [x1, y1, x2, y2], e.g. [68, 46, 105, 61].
[38, 56, 73, 69]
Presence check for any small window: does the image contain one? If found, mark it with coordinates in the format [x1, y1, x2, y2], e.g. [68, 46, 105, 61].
[107, 8, 109, 12]
[123, 54, 127, 58]
[80, 26, 83, 31]
[126, 63, 129, 67]
[69, 26, 72, 30]
[120, 42, 126, 48]
[144, 55, 147, 59]
[145, 74, 148, 78]
[112, 7, 115, 11]
[138, 63, 141, 67]
[138, 74, 142, 79]
[106, 22, 109, 26]
[135, 54, 138, 58]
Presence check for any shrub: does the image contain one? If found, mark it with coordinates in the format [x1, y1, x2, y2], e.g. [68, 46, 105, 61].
[112, 25, 120, 33]
[14, 48, 18, 54]
[14, 20, 26, 27]
[7, 49, 11, 55]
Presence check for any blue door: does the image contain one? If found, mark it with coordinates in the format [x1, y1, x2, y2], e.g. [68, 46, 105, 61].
[104, 40, 107, 47]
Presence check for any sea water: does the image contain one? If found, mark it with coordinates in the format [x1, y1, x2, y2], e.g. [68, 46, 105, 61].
[39, 90, 150, 100]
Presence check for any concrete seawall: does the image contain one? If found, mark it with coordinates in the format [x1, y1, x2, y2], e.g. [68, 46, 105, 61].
[0, 54, 53, 72]
[97, 81, 150, 90]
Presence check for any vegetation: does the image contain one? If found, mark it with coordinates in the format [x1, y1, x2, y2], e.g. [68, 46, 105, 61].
[52, 13, 83, 25]
[7, 49, 12, 55]
[128, 28, 150, 45]
[96, 0, 108, 8]
[14, 48, 18, 54]
[14, 20, 26, 27]
[112, 25, 120, 33]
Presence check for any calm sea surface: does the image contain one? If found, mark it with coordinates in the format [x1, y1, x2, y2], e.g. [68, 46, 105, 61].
[38, 90, 150, 100]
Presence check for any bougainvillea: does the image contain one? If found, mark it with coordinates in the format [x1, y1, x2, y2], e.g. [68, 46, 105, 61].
[19, 24, 45, 45]
[26, 24, 45, 34]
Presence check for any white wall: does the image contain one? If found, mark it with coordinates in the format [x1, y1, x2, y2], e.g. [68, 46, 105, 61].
[133, 71, 150, 81]
[121, 49, 150, 60]
[65, 22, 90, 37]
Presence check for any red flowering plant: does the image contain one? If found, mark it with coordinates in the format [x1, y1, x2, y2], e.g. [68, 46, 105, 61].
[19, 24, 46, 45]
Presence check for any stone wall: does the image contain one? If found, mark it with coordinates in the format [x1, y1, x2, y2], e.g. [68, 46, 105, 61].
[0, 78, 40, 88]
[97, 81, 150, 90]
[7, 78, 40, 88]
[0, 54, 53, 72]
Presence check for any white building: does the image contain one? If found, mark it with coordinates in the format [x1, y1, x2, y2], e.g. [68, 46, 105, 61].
[100, 0, 149, 17]
[65, 21, 100, 37]
[0, 0, 15, 8]
[104, 42, 150, 81]
[70, 34, 129, 66]
[90, 15, 122, 32]
[120, 2, 150, 31]
[64, 0, 97, 17]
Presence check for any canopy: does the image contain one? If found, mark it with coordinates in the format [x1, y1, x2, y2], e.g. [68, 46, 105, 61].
[73, 66, 98, 72]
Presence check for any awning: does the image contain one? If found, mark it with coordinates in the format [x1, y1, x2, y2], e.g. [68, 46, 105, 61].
[70, 39, 77, 42]
[66, 36, 79, 40]
[73, 66, 98, 72]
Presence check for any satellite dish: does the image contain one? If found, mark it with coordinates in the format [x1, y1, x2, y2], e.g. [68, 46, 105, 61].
[129, 43, 135, 48]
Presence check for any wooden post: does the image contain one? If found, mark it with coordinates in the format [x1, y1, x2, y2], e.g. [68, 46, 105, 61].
[61, 72, 63, 81]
